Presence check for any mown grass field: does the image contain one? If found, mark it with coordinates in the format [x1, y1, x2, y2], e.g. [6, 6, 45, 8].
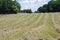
[0, 13, 60, 40]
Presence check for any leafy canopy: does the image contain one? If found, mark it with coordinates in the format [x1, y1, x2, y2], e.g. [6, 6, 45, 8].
[37, 0, 60, 13]
[0, 0, 21, 14]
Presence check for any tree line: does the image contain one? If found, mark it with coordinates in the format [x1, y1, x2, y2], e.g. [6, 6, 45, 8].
[36, 0, 60, 13]
[20, 9, 32, 13]
[0, 0, 60, 14]
[0, 0, 21, 14]
[0, 0, 32, 14]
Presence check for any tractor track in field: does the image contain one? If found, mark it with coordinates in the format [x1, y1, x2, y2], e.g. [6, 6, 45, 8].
[0, 14, 34, 31]
[0, 13, 43, 40]
[1, 14, 40, 34]
[6, 13, 44, 40]
[20, 13, 59, 40]
[0, 13, 60, 40]
[0, 14, 35, 40]
[27, 13, 48, 32]
[55, 13, 60, 26]
[0, 14, 33, 29]
[3, 13, 58, 40]
[0, 14, 31, 34]
[51, 14, 60, 33]
[51, 13, 60, 40]
[57, 14, 60, 22]
[19, 13, 56, 40]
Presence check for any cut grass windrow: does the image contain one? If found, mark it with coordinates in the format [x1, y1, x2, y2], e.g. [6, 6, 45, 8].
[0, 13, 60, 40]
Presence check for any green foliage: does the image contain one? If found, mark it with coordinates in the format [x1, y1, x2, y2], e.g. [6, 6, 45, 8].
[0, 0, 20, 14]
[38, 4, 48, 13]
[34, 11, 39, 13]
[20, 9, 32, 13]
[37, 0, 60, 13]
